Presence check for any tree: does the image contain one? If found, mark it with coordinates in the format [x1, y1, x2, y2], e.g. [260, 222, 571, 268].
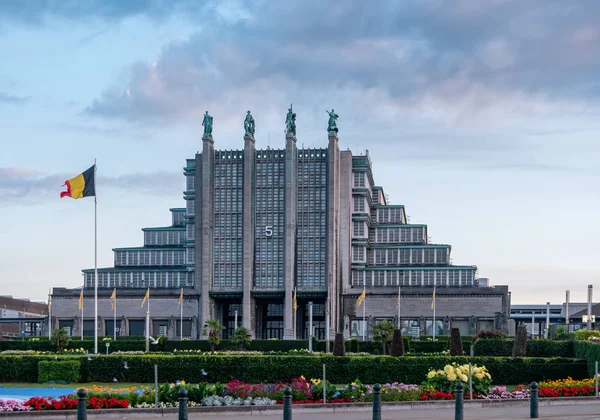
[231, 327, 252, 351]
[512, 324, 528, 357]
[390, 329, 405, 356]
[374, 320, 396, 356]
[51, 328, 70, 352]
[333, 333, 346, 356]
[202, 319, 225, 354]
[449, 328, 464, 356]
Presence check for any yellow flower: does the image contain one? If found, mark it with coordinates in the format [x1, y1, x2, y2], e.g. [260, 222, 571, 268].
[437, 370, 445, 377]
[444, 365, 453, 374]
[461, 375, 468, 382]
[427, 371, 436, 379]
[475, 372, 484, 379]
[447, 373, 457, 381]
[301, 375, 306, 380]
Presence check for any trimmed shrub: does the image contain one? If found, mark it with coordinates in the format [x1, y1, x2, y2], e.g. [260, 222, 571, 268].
[574, 341, 600, 377]
[346, 338, 360, 353]
[390, 330, 404, 357]
[1, 354, 585, 385]
[449, 328, 464, 356]
[474, 339, 513, 357]
[333, 333, 346, 357]
[526, 340, 574, 358]
[38, 360, 80, 383]
[512, 325, 528, 357]
[472, 330, 506, 341]
[574, 330, 600, 341]
[410, 341, 447, 354]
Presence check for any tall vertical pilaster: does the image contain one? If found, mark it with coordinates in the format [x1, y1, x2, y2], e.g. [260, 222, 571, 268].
[242, 134, 256, 336]
[327, 131, 340, 336]
[199, 134, 215, 333]
[283, 133, 297, 339]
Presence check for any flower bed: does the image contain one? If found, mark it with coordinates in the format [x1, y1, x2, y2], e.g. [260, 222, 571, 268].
[0, 400, 32, 412]
[23, 396, 129, 410]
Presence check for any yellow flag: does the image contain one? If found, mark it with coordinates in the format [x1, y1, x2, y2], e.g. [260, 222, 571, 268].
[292, 288, 297, 310]
[431, 287, 436, 309]
[110, 288, 116, 310]
[357, 287, 366, 307]
[78, 289, 83, 311]
[178, 288, 183, 305]
[141, 288, 149, 308]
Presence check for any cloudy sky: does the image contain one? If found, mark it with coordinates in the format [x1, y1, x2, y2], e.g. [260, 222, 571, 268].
[1, 0, 599, 304]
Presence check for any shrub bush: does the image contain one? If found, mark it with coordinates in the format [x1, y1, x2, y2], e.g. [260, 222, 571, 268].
[333, 333, 346, 357]
[37, 360, 80, 383]
[472, 330, 506, 341]
[473, 339, 513, 356]
[0, 354, 586, 385]
[512, 325, 528, 357]
[574, 330, 600, 341]
[390, 330, 404, 357]
[410, 341, 447, 354]
[346, 338, 360, 353]
[574, 341, 600, 377]
[526, 340, 574, 358]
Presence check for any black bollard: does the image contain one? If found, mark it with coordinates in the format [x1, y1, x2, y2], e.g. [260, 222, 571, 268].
[283, 387, 292, 420]
[530, 382, 538, 419]
[178, 388, 188, 420]
[372, 384, 382, 420]
[76, 388, 87, 420]
[455, 382, 464, 420]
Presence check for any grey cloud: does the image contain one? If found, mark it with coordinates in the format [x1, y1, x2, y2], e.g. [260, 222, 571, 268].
[0, 91, 30, 105]
[82, 0, 600, 127]
[0, 167, 182, 206]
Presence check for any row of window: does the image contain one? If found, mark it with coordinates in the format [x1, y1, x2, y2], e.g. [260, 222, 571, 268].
[351, 247, 450, 265]
[185, 174, 195, 191]
[372, 207, 405, 224]
[186, 199, 195, 215]
[351, 269, 475, 287]
[369, 227, 426, 244]
[114, 250, 186, 266]
[144, 230, 185, 246]
[214, 239, 243, 263]
[84, 271, 193, 288]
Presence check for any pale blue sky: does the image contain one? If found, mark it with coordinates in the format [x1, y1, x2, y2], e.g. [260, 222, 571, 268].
[1, 1, 599, 304]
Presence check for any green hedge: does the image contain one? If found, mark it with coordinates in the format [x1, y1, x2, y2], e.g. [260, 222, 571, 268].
[0, 354, 586, 385]
[0, 339, 165, 353]
[38, 360, 80, 383]
[573, 341, 600, 377]
[473, 339, 575, 358]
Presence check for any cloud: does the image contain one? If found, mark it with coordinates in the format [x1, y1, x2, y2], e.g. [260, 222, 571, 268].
[0, 167, 182, 206]
[80, 1, 600, 128]
[0, 91, 30, 105]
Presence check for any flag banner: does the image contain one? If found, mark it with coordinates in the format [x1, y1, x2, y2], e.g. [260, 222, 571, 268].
[141, 288, 149, 308]
[110, 288, 116, 310]
[357, 288, 366, 307]
[78, 289, 83, 311]
[293, 288, 297, 310]
[431, 288, 436, 309]
[60, 165, 95, 199]
[178, 288, 183, 305]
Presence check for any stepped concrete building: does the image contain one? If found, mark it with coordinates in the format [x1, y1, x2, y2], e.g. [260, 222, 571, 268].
[50, 110, 510, 340]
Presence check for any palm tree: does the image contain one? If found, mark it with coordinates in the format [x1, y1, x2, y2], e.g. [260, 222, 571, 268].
[51, 328, 70, 352]
[202, 319, 225, 354]
[231, 327, 252, 351]
[374, 320, 396, 355]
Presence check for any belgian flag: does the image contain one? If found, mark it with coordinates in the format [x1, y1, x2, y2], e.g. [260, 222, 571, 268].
[60, 165, 95, 199]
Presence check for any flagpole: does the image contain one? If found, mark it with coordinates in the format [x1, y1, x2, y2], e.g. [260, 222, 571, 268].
[81, 291, 84, 341]
[293, 287, 297, 341]
[397, 286, 401, 329]
[94, 159, 98, 354]
[180, 288, 183, 340]
[48, 289, 51, 340]
[145, 291, 150, 352]
[113, 289, 117, 342]
[362, 286, 366, 341]
[432, 285, 436, 342]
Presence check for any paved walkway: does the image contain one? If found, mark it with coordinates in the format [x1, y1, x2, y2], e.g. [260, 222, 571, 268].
[11, 402, 600, 419]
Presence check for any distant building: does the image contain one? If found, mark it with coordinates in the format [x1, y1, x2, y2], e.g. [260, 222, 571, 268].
[0, 296, 48, 337]
[50, 114, 510, 339]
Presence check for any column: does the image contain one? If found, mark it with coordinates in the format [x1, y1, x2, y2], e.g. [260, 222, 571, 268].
[242, 134, 256, 336]
[283, 133, 297, 339]
[199, 134, 215, 335]
[327, 130, 340, 337]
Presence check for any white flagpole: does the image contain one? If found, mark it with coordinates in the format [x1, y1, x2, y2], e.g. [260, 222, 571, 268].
[432, 285, 436, 341]
[94, 159, 98, 354]
[293, 287, 297, 341]
[180, 288, 183, 340]
[362, 286, 366, 341]
[81, 291, 84, 341]
[397, 286, 401, 329]
[48, 289, 51, 340]
[145, 293, 150, 352]
[113, 289, 117, 342]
